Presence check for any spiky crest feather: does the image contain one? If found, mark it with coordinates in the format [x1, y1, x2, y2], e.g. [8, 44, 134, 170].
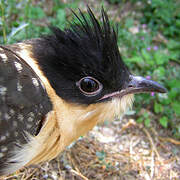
[32, 7, 130, 105]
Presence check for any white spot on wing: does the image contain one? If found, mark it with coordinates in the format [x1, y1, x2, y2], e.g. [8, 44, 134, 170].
[5, 132, 10, 138]
[0, 53, 8, 63]
[17, 114, 24, 121]
[17, 81, 23, 91]
[0, 153, 4, 158]
[3, 111, 55, 175]
[29, 112, 35, 117]
[0, 135, 6, 142]
[10, 109, 15, 115]
[32, 78, 39, 87]
[0, 85, 7, 96]
[27, 117, 33, 122]
[14, 131, 19, 137]
[4, 113, 11, 121]
[14, 61, 23, 72]
[1, 146, 8, 152]
[13, 121, 18, 128]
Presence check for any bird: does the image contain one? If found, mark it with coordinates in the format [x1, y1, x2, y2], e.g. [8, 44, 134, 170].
[0, 7, 167, 176]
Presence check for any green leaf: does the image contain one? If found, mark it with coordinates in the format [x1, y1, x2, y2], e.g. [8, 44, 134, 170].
[126, 56, 143, 63]
[158, 93, 170, 105]
[7, 23, 29, 42]
[167, 40, 180, 50]
[169, 89, 178, 99]
[52, 9, 66, 29]
[159, 116, 168, 128]
[154, 102, 163, 113]
[154, 51, 168, 65]
[57, 9, 66, 23]
[167, 79, 180, 88]
[153, 66, 165, 79]
[168, 50, 180, 60]
[176, 19, 180, 27]
[144, 112, 149, 118]
[137, 117, 143, 123]
[141, 49, 154, 65]
[29, 7, 45, 19]
[144, 118, 151, 127]
[125, 18, 134, 28]
[172, 102, 180, 116]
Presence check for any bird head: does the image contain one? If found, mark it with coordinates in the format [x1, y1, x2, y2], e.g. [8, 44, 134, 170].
[33, 7, 166, 121]
[0, 7, 168, 174]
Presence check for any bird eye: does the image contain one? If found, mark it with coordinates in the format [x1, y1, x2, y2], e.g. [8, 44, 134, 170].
[76, 76, 103, 96]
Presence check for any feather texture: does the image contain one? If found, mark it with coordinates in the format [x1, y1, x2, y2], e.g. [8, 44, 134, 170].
[0, 7, 135, 176]
[31, 7, 130, 104]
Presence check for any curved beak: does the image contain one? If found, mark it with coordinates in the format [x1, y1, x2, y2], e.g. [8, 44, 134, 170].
[125, 75, 167, 94]
[99, 75, 167, 101]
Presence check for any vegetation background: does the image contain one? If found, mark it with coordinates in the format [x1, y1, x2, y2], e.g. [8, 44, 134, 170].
[0, 0, 180, 179]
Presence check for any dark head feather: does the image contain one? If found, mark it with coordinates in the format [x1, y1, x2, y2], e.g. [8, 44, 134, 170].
[33, 7, 130, 104]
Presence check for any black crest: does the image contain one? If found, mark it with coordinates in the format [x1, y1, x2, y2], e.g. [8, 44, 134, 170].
[33, 7, 130, 104]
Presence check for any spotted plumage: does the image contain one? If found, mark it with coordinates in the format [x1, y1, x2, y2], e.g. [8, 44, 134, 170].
[0, 46, 52, 174]
[0, 7, 166, 177]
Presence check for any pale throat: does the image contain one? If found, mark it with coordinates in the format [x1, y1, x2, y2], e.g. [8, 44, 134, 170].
[54, 94, 134, 150]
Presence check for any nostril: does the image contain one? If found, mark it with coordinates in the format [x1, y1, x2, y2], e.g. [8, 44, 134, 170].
[127, 75, 135, 88]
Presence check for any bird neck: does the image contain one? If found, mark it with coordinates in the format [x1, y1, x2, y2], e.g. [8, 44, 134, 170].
[6, 42, 134, 165]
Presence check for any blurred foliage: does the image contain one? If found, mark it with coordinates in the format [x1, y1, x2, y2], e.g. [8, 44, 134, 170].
[116, 0, 180, 138]
[140, 0, 180, 38]
[0, 0, 79, 43]
[107, 0, 122, 4]
[0, 0, 179, 138]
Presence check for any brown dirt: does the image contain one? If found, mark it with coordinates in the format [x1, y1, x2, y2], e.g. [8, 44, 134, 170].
[3, 115, 180, 180]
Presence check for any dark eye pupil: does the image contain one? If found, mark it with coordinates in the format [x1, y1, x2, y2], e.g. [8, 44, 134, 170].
[81, 78, 99, 93]
[77, 76, 103, 96]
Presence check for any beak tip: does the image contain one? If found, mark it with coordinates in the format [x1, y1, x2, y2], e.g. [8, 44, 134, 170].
[159, 87, 167, 93]
[128, 75, 167, 94]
